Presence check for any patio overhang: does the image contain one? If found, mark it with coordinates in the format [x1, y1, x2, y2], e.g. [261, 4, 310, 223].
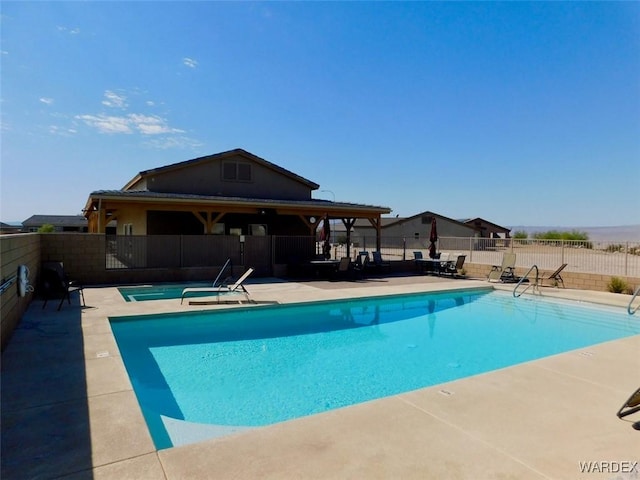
[83, 190, 390, 252]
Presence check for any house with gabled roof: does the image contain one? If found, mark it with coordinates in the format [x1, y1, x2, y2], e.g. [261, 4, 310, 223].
[22, 215, 88, 233]
[83, 148, 390, 252]
[460, 217, 511, 239]
[342, 211, 479, 249]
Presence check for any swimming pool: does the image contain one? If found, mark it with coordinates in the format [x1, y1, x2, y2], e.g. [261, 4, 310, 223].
[110, 288, 638, 449]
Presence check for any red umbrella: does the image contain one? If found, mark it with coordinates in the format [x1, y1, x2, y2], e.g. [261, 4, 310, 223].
[429, 217, 438, 259]
[321, 215, 331, 258]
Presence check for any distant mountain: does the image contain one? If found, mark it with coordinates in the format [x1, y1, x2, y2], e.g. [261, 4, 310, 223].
[509, 225, 640, 243]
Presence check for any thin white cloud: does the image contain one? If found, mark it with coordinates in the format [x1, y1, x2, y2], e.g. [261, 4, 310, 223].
[129, 114, 184, 135]
[57, 26, 80, 35]
[49, 125, 77, 136]
[183, 57, 198, 68]
[40, 97, 54, 105]
[102, 90, 128, 109]
[75, 113, 184, 135]
[75, 114, 133, 134]
[143, 135, 204, 150]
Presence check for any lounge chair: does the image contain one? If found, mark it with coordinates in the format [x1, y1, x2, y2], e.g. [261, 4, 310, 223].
[617, 387, 640, 419]
[181, 267, 254, 304]
[180, 258, 232, 303]
[443, 255, 466, 277]
[488, 253, 517, 282]
[540, 263, 567, 288]
[41, 261, 85, 311]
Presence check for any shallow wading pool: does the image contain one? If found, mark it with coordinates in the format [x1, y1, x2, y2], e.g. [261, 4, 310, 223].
[109, 288, 639, 449]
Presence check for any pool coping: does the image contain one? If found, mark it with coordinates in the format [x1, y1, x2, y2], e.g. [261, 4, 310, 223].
[2, 276, 639, 479]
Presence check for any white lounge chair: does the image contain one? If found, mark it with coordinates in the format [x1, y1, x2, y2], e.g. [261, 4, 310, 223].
[216, 268, 254, 303]
[181, 265, 253, 304]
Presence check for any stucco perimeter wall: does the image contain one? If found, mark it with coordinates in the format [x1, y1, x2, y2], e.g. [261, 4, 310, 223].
[463, 263, 640, 294]
[1, 233, 40, 351]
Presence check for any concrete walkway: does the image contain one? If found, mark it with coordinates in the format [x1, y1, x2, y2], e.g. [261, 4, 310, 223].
[1, 274, 639, 479]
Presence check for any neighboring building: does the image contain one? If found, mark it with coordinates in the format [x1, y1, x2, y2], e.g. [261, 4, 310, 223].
[340, 211, 479, 249]
[0, 222, 22, 235]
[460, 217, 511, 239]
[83, 148, 390, 244]
[22, 215, 88, 233]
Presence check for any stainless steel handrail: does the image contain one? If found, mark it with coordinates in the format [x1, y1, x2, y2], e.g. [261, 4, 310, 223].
[628, 286, 640, 315]
[513, 265, 540, 298]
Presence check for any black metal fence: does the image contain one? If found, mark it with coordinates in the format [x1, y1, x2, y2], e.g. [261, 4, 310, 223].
[105, 235, 317, 273]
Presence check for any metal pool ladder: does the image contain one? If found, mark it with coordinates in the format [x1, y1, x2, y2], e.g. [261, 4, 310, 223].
[628, 286, 640, 315]
[513, 265, 540, 298]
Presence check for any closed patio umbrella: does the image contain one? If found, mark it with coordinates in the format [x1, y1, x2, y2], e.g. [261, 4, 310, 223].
[321, 215, 331, 258]
[428, 217, 438, 259]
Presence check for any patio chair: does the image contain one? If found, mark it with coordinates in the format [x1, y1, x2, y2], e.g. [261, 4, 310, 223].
[540, 263, 567, 288]
[617, 387, 640, 419]
[368, 251, 391, 273]
[182, 267, 254, 304]
[443, 255, 466, 278]
[488, 253, 517, 283]
[335, 257, 353, 279]
[41, 261, 85, 311]
[353, 252, 369, 278]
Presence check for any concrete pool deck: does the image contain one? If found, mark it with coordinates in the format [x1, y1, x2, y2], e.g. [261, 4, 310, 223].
[1, 274, 639, 479]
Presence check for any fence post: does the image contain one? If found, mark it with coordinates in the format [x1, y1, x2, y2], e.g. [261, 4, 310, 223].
[625, 242, 629, 276]
[561, 240, 565, 266]
[469, 237, 473, 262]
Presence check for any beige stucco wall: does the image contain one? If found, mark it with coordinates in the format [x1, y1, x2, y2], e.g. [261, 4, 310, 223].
[116, 205, 148, 235]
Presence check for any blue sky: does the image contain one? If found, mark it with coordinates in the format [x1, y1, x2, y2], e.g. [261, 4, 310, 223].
[1, 1, 639, 227]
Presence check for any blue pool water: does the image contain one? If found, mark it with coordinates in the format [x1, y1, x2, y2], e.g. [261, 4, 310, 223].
[110, 288, 639, 449]
[119, 283, 214, 302]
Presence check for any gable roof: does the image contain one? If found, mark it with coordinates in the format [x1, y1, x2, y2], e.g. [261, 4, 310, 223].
[22, 215, 88, 227]
[123, 148, 320, 191]
[460, 217, 511, 233]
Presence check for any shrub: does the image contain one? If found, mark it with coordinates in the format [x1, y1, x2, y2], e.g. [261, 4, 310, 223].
[37, 224, 56, 233]
[513, 230, 528, 239]
[607, 277, 629, 294]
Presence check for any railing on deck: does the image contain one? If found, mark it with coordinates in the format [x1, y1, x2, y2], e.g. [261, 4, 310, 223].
[331, 236, 640, 277]
[105, 234, 640, 278]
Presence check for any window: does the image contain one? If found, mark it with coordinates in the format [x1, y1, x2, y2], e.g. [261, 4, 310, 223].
[222, 161, 252, 182]
[212, 223, 225, 235]
[249, 224, 267, 236]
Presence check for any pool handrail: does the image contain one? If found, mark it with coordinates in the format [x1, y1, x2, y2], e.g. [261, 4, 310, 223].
[513, 265, 540, 298]
[211, 258, 232, 287]
[628, 286, 640, 315]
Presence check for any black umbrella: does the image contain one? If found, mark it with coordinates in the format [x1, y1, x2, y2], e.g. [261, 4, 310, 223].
[428, 216, 438, 259]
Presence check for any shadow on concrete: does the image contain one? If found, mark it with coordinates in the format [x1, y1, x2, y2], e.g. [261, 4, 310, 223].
[1, 293, 94, 479]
